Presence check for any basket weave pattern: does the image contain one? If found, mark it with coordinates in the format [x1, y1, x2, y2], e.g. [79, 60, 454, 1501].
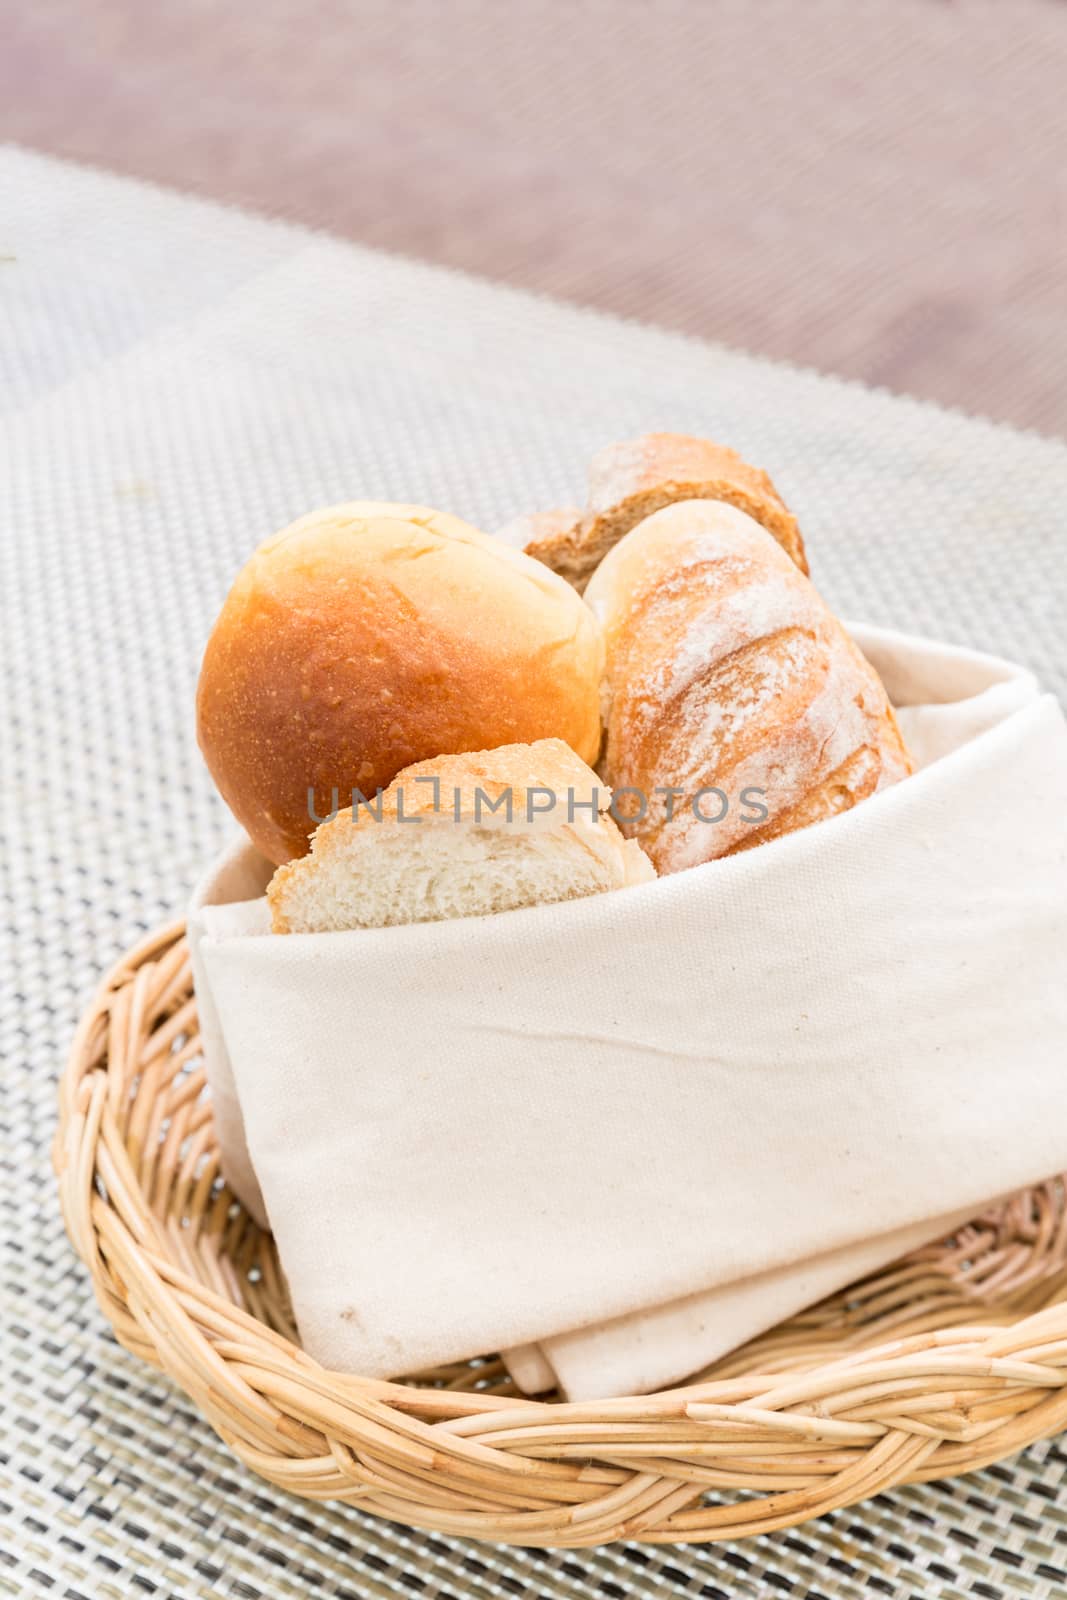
[55, 923, 1067, 1548]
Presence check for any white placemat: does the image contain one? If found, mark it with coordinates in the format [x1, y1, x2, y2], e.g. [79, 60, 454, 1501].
[2, 144, 1066, 1599]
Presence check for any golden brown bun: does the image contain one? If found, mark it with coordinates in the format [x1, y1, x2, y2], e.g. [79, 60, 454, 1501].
[268, 739, 655, 933]
[584, 500, 911, 873]
[197, 505, 604, 865]
[524, 433, 808, 592]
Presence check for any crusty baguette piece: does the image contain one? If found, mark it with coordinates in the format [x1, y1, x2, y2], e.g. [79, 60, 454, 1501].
[584, 501, 911, 873]
[524, 434, 808, 592]
[268, 739, 655, 933]
[497, 507, 583, 550]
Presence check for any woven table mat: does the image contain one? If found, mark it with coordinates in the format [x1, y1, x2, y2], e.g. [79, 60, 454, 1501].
[2, 145, 1066, 1599]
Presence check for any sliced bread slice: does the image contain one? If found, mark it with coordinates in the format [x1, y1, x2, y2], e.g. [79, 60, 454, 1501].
[268, 738, 654, 933]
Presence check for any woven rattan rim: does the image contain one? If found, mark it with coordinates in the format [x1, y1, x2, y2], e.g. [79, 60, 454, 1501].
[54, 921, 1067, 1548]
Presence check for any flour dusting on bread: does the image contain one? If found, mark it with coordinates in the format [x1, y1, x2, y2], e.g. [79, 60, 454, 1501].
[584, 500, 911, 871]
[524, 433, 808, 592]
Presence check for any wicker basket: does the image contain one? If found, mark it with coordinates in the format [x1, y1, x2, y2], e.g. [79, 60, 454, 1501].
[55, 921, 1067, 1548]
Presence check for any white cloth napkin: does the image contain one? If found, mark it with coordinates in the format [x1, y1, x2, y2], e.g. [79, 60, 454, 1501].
[188, 625, 1067, 1400]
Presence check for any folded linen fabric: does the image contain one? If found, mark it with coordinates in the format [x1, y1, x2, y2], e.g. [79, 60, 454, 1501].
[188, 626, 1067, 1399]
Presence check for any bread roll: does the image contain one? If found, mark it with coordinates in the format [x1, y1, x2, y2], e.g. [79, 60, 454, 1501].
[268, 739, 655, 933]
[524, 433, 808, 592]
[584, 500, 912, 872]
[197, 504, 604, 865]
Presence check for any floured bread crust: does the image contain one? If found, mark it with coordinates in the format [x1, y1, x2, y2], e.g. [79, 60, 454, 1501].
[584, 500, 911, 873]
[524, 434, 808, 593]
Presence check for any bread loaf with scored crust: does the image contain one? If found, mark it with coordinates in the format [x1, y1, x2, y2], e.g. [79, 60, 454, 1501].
[523, 433, 808, 593]
[583, 500, 911, 873]
[268, 739, 655, 933]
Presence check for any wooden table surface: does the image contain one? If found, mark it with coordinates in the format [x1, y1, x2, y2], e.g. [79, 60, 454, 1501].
[4, 0, 1066, 438]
